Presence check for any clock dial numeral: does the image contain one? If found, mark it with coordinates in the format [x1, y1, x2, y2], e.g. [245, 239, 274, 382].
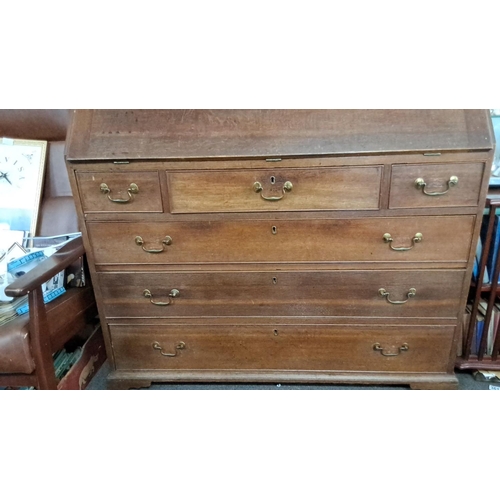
[22, 153, 33, 164]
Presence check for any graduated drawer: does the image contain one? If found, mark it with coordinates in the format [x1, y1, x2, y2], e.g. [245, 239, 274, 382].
[110, 323, 455, 373]
[167, 166, 382, 213]
[389, 162, 484, 208]
[87, 215, 474, 265]
[99, 269, 465, 319]
[76, 171, 163, 213]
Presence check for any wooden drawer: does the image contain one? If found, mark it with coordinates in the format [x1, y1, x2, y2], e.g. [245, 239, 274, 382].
[389, 162, 485, 209]
[99, 269, 465, 319]
[87, 215, 474, 265]
[76, 171, 163, 213]
[167, 166, 382, 213]
[110, 323, 455, 373]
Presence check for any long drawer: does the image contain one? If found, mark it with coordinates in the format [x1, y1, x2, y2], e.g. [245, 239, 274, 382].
[167, 166, 382, 213]
[87, 216, 474, 265]
[110, 323, 455, 373]
[99, 269, 465, 319]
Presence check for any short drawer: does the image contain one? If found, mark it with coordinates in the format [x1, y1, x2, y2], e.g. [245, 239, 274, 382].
[87, 215, 474, 265]
[389, 162, 485, 208]
[110, 323, 455, 373]
[76, 171, 163, 213]
[99, 269, 465, 319]
[167, 166, 382, 213]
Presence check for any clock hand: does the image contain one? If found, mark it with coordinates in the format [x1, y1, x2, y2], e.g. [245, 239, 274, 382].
[0, 171, 12, 184]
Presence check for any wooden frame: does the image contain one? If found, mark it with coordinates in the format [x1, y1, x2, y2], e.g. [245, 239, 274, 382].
[0, 138, 47, 238]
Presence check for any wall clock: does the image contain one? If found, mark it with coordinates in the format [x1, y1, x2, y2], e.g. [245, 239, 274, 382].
[0, 138, 47, 238]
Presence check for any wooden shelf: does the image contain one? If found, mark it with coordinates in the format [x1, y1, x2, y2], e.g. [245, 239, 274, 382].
[456, 356, 500, 371]
[457, 196, 500, 368]
[470, 281, 500, 294]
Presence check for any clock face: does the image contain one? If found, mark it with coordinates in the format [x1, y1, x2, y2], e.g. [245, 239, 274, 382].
[0, 152, 30, 189]
[0, 143, 43, 202]
[0, 139, 47, 236]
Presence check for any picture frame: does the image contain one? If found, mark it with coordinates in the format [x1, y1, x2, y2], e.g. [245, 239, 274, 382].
[0, 138, 47, 238]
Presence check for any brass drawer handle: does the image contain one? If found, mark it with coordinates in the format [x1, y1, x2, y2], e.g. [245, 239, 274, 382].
[414, 176, 458, 196]
[253, 181, 293, 201]
[100, 182, 139, 203]
[373, 343, 409, 357]
[152, 341, 185, 357]
[379, 287, 416, 304]
[135, 235, 172, 253]
[143, 288, 180, 306]
[383, 232, 422, 251]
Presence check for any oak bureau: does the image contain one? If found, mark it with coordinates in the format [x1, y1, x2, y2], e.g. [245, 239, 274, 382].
[65, 110, 494, 389]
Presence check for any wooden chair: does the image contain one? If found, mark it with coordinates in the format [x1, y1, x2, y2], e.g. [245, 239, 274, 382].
[0, 111, 98, 389]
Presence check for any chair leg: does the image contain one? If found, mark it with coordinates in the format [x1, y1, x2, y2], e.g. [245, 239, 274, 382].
[29, 286, 58, 390]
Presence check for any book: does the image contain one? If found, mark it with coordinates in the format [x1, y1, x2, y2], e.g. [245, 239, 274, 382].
[491, 303, 500, 355]
[477, 300, 496, 355]
[473, 232, 489, 283]
[0, 295, 28, 326]
[15, 286, 65, 316]
[472, 255, 479, 282]
[485, 214, 500, 283]
[459, 308, 472, 356]
[7, 250, 46, 274]
[7, 247, 65, 295]
[471, 310, 485, 355]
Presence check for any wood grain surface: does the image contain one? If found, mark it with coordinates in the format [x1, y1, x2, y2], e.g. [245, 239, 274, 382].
[64, 109, 494, 389]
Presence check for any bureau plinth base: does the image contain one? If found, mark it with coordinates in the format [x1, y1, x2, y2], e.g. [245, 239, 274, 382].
[409, 381, 459, 390]
[107, 378, 153, 390]
[106, 370, 459, 390]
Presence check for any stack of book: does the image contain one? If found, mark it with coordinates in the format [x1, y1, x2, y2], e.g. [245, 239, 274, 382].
[0, 234, 81, 324]
[6, 250, 66, 316]
[0, 295, 28, 326]
[53, 347, 83, 380]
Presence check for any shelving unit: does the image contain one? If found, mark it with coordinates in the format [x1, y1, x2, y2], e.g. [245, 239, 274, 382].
[457, 196, 500, 370]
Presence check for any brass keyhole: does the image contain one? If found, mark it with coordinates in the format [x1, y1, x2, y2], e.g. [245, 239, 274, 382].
[273, 329, 279, 336]
[270, 176, 276, 184]
[272, 226, 277, 235]
[272, 277, 278, 284]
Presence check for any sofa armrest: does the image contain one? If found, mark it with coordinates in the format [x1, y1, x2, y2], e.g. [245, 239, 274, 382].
[5, 236, 85, 297]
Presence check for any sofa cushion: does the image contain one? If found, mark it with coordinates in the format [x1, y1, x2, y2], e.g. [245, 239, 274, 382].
[0, 110, 70, 142]
[0, 315, 34, 374]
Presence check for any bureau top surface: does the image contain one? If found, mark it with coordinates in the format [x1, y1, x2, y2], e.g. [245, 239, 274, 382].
[65, 109, 494, 161]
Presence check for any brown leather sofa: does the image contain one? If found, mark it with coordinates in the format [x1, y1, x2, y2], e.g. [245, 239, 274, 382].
[0, 110, 98, 389]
